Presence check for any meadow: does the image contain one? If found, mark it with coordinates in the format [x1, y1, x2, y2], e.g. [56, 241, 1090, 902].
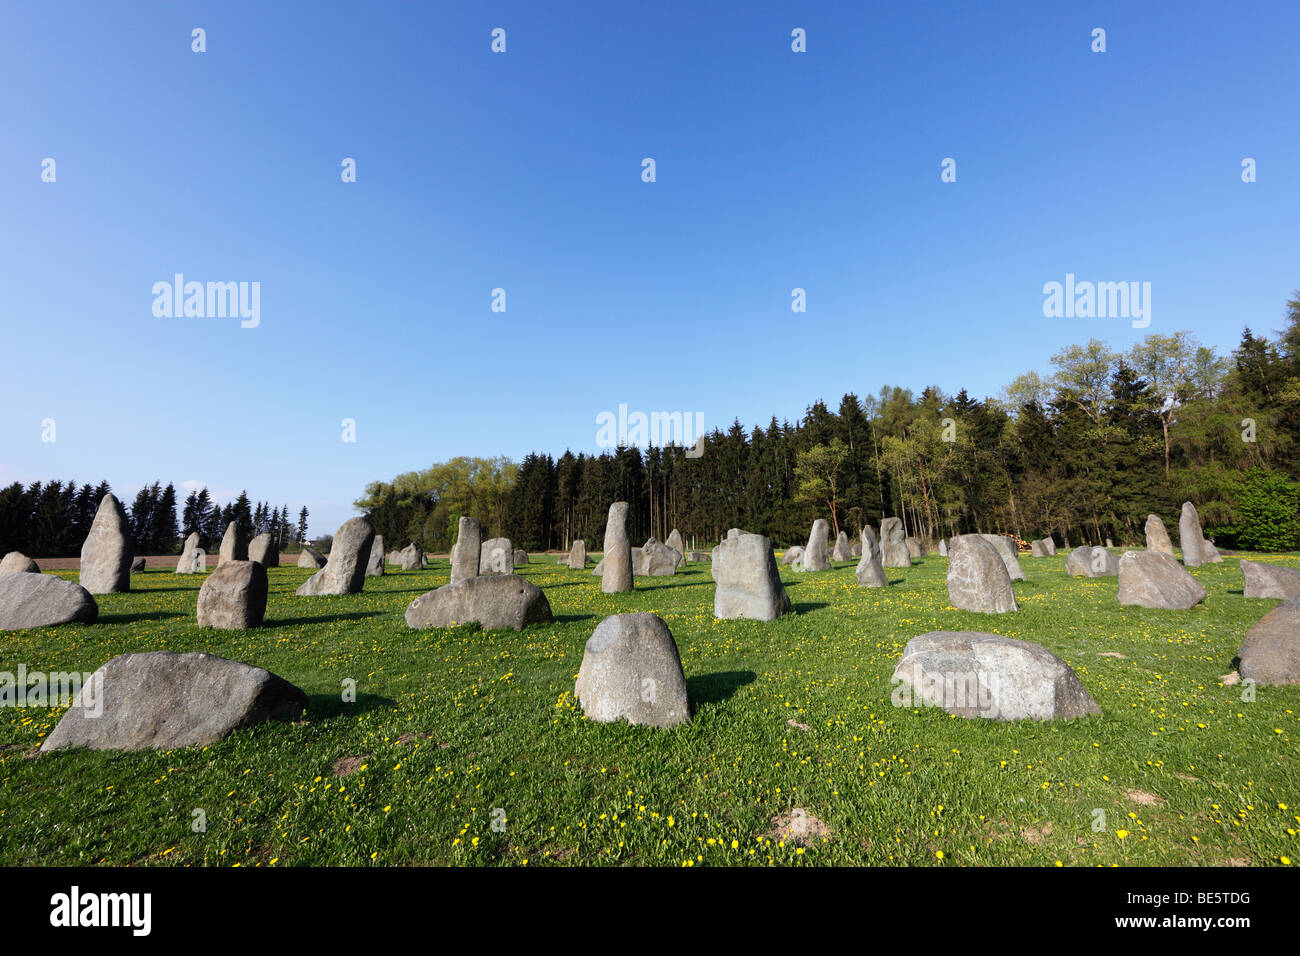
[1, 551, 1297, 867]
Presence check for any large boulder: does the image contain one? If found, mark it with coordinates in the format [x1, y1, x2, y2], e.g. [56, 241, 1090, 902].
[398, 543, 423, 571]
[249, 532, 280, 567]
[601, 502, 634, 593]
[1144, 514, 1175, 556]
[296, 517, 375, 596]
[855, 526, 888, 587]
[1066, 546, 1119, 577]
[1241, 559, 1300, 600]
[0, 551, 40, 574]
[639, 537, 680, 576]
[450, 516, 481, 584]
[0, 573, 98, 629]
[978, 534, 1027, 582]
[79, 493, 132, 594]
[176, 533, 206, 574]
[40, 652, 307, 753]
[665, 529, 686, 568]
[879, 517, 911, 568]
[798, 519, 831, 572]
[1178, 502, 1205, 567]
[780, 545, 804, 567]
[832, 531, 851, 562]
[217, 521, 247, 566]
[1237, 597, 1300, 686]
[479, 537, 514, 575]
[947, 535, 1018, 613]
[711, 531, 790, 621]
[365, 535, 385, 577]
[1117, 551, 1206, 609]
[196, 560, 268, 629]
[574, 613, 691, 728]
[405, 575, 553, 631]
[297, 547, 326, 569]
[892, 632, 1100, 721]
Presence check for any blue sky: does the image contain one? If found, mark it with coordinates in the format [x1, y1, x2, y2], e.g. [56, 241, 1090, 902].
[2, 1, 1297, 533]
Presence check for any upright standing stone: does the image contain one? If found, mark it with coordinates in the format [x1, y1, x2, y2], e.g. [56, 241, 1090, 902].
[879, 517, 911, 568]
[799, 519, 831, 572]
[665, 529, 686, 568]
[978, 534, 1027, 582]
[564, 539, 587, 569]
[947, 535, 1018, 613]
[176, 532, 206, 574]
[832, 531, 851, 562]
[1237, 597, 1300, 686]
[218, 522, 247, 566]
[601, 502, 634, 593]
[513, 548, 529, 566]
[1178, 502, 1205, 567]
[1145, 514, 1175, 556]
[937, 539, 948, 557]
[855, 526, 888, 587]
[905, 536, 926, 559]
[639, 537, 680, 576]
[479, 537, 514, 575]
[365, 535, 385, 577]
[1066, 545, 1119, 577]
[574, 614, 691, 728]
[1202, 539, 1223, 563]
[249, 532, 280, 567]
[80, 493, 132, 594]
[297, 547, 326, 569]
[398, 543, 423, 571]
[1117, 551, 1206, 609]
[449, 516, 481, 584]
[711, 531, 790, 620]
[196, 560, 268, 629]
[295, 517, 375, 596]
[130, 556, 147, 572]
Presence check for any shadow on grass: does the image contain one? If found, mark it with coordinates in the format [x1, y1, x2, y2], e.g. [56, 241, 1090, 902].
[307, 692, 397, 719]
[271, 610, 386, 627]
[552, 614, 597, 625]
[688, 670, 756, 707]
[791, 602, 829, 614]
[96, 610, 188, 624]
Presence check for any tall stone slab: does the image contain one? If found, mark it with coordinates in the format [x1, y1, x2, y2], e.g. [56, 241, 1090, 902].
[176, 532, 206, 574]
[978, 534, 1027, 582]
[947, 535, 1018, 613]
[711, 530, 790, 620]
[601, 502, 634, 593]
[799, 519, 831, 572]
[879, 517, 911, 568]
[1144, 514, 1175, 556]
[665, 529, 686, 568]
[479, 537, 514, 575]
[365, 534, 385, 577]
[218, 521, 247, 567]
[449, 516, 481, 584]
[296, 517, 375, 596]
[1178, 502, 1205, 567]
[855, 526, 888, 587]
[79, 493, 133, 594]
[249, 532, 280, 567]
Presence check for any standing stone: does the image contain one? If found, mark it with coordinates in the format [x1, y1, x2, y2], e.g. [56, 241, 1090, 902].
[449, 516, 481, 584]
[564, 539, 587, 569]
[851, 540, 862, 557]
[196, 560, 268, 629]
[398, 543, 423, 571]
[905, 536, 926, 559]
[639, 537, 680, 576]
[711, 531, 790, 620]
[978, 534, 1027, 582]
[218, 521, 247, 566]
[947, 535, 1018, 613]
[1202, 539, 1223, 563]
[1105, 537, 1115, 549]
[79, 493, 133, 594]
[855, 526, 888, 588]
[296, 517, 375, 596]
[130, 556, 147, 573]
[1144, 514, 1175, 556]
[574, 614, 691, 728]
[365, 535, 385, 577]
[879, 517, 911, 568]
[892, 632, 1100, 721]
[405, 575, 553, 631]
[665, 529, 686, 568]
[687, 551, 709, 562]
[1241, 559, 1300, 599]
[1066, 546, 1119, 577]
[937, 539, 948, 557]
[513, 549, 529, 566]
[479, 537, 514, 575]
[601, 502, 634, 593]
[1237, 597, 1300, 686]
[297, 547, 326, 569]
[249, 532, 280, 567]
[799, 519, 831, 572]
[1030, 539, 1049, 558]
[40, 652, 307, 753]
[0, 552, 40, 574]
[1117, 551, 1206, 609]
[1179, 502, 1205, 567]
[176, 533, 205, 574]
[781, 545, 804, 566]
[0, 573, 98, 629]
[832, 531, 851, 562]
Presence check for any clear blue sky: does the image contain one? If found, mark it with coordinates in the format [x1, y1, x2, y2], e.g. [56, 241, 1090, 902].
[2, 1, 1297, 533]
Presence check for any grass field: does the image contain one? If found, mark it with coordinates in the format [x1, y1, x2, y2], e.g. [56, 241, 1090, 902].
[1, 551, 1297, 867]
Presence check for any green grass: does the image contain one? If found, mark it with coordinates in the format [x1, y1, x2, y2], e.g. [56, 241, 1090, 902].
[1, 551, 1297, 867]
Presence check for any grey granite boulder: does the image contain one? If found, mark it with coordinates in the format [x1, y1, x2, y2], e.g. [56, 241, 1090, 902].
[781, 545, 804, 566]
[711, 531, 790, 620]
[479, 537, 514, 575]
[562, 539, 587, 569]
[249, 532, 280, 567]
[398, 543, 423, 571]
[892, 631, 1100, 721]
[0, 552, 40, 574]
[513, 548, 529, 566]
[196, 560, 268, 629]
[296, 517, 374, 596]
[365, 535, 385, 576]
[1202, 539, 1223, 563]
[905, 536, 927, 559]
[574, 613, 691, 728]
[130, 556, 147, 572]
[978, 534, 1027, 582]
[687, 550, 710, 562]
[601, 502, 634, 593]
[880, 517, 911, 568]
[1241, 559, 1300, 599]
[176, 532, 205, 574]
[217, 521, 247, 566]
[79, 493, 132, 593]
[832, 531, 851, 562]
[1178, 502, 1205, 567]
[40, 651, 307, 753]
[1145, 514, 1175, 556]
[1117, 550, 1206, 609]
[665, 529, 686, 567]
[1237, 597, 1300, 686]
[799, 519, 831, 572]
[297, 547, 326, 569]
[947, 534, 1018, 613]
[1066, 545, 1119, 577]
[639, 537, 680, 576]
[0, 573, 98, 630]
[405, 574, 553, 631]
[855, 526, 888, 587]
[450, 516, 481, 584]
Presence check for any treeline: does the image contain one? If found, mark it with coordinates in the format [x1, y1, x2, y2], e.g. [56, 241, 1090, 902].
[359, 293, 1300, 554]
[0, 481, 313, 558]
